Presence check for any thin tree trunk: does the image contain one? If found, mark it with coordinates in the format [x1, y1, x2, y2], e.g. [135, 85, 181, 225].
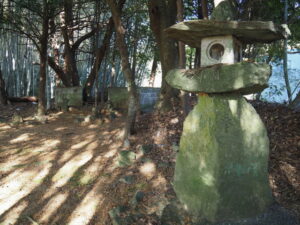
[194, 0, 206, 69]
[283, 0, 292, 103]
[101, 58, 108, 108]
[106, 0, 138, 145]
[0, 69, 8, 105]
[37, 0, 49, 117]
[291, 90, 300, 110]
[109, 40, 117, 87]
[149, 53, 158, 87]
[201, 0, 208, 19]
[177, 0, 190, 116]
[53, 48, 61, 86]
[131, 18, 140, 77]
[83, 18, 114, 99]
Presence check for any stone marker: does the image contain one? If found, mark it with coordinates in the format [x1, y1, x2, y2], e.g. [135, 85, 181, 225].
[174, 94, 272, 221]
[164, 1, 290, 223]
[55, 87, 83, 110]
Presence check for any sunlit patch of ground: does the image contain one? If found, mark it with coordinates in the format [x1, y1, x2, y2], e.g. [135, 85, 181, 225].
[0, 105, 178, 225]
[0, 110, 126, 225]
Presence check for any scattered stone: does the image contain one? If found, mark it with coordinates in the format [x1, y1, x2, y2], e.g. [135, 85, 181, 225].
[74, 117, 84, 124]
[68, 107, 80, 113]
[35, 115, 48, 124]
[115, 150, 136, 167]
[130, 191, 145, 207]
[103, 117, 111, 123]
[119, 175, 136, 185]
[158, 162, 170, 169]
[161, 203, 184, 225]
[84, 115, 95, 123]
[138, 144, 154, 155]
[109, 111, 117, 120]
[11, 113, 23, 125]
[170, 117, 179, 124]
[172, 143, 179, 153]
[108, 206, 129, 225]
[95, 119, 103, 126]
[146, 194, 170, 217]
[141, 157, 153, 163]
[123, 139, 131, 148]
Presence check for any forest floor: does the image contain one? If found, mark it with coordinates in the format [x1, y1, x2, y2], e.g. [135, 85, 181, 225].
[0, 100, 299, 225]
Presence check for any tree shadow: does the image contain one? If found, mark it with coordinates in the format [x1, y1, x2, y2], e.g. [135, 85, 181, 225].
[0, 111, 126, 225]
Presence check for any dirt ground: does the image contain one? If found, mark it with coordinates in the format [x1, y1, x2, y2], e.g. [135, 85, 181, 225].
[0, 101, 299, 225]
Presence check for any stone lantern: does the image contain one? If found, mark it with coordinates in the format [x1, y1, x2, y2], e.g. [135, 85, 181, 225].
[201, 35, 242, 66]
[164, 0, 291, 224]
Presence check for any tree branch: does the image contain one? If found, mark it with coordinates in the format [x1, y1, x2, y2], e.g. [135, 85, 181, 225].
[47, 56, 72, 87]
[72, 26, 98, 51]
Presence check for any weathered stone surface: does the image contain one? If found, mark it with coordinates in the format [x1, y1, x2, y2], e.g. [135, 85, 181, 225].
[138, 144, 154, 155]
[107, 87, 160, 111]
[196, 203, 300, 225]
[108, 206, 130, 225]
[166, 62, 271, 94]
[108, 87, 129, 110]
[211, 0, 236, 21]
[173, 94, 272, 222]
[130, 191, 145, 207]
[55, 87, 83, 110]
[161, 203, 184, 225]
[165, 20, 290, 47]
[115, 150, 136, 167]
[11, 113, 23, 125]
[200, 35, 242, 66]
[119, 175, 136, 185]
[35, 115, 48, 124]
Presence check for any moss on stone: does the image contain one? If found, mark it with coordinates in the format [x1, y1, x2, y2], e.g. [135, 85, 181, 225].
[173, 94, 272, 222]
[166, 62, 271, 94]
[55, 87, 83, 109]
[211, 0, 236, 21]
[165, 20, 289, 47]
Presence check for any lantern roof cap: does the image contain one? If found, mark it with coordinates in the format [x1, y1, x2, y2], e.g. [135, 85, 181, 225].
[165, 20, 290, 48]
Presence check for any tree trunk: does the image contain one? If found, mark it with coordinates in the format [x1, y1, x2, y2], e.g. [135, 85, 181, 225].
[61, 0, 80, 86]
[177, 0, 190, 116]
[148, 0, 179, 112]
[37, 0, 49, 117]
[83, 18, 114, 99]
[291, 90, 300, 111]
[149, 53, 158, 87]
[8, 96, 38, 103]
[283, 0, 292, 103]
[106, 0, 138, 145]
[62, 32, 80, 86]
[131, 18, 140, 78]
[47, 56, 72, 87]
[0, 69, 8, 105]
[194, 0, 206, 69]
